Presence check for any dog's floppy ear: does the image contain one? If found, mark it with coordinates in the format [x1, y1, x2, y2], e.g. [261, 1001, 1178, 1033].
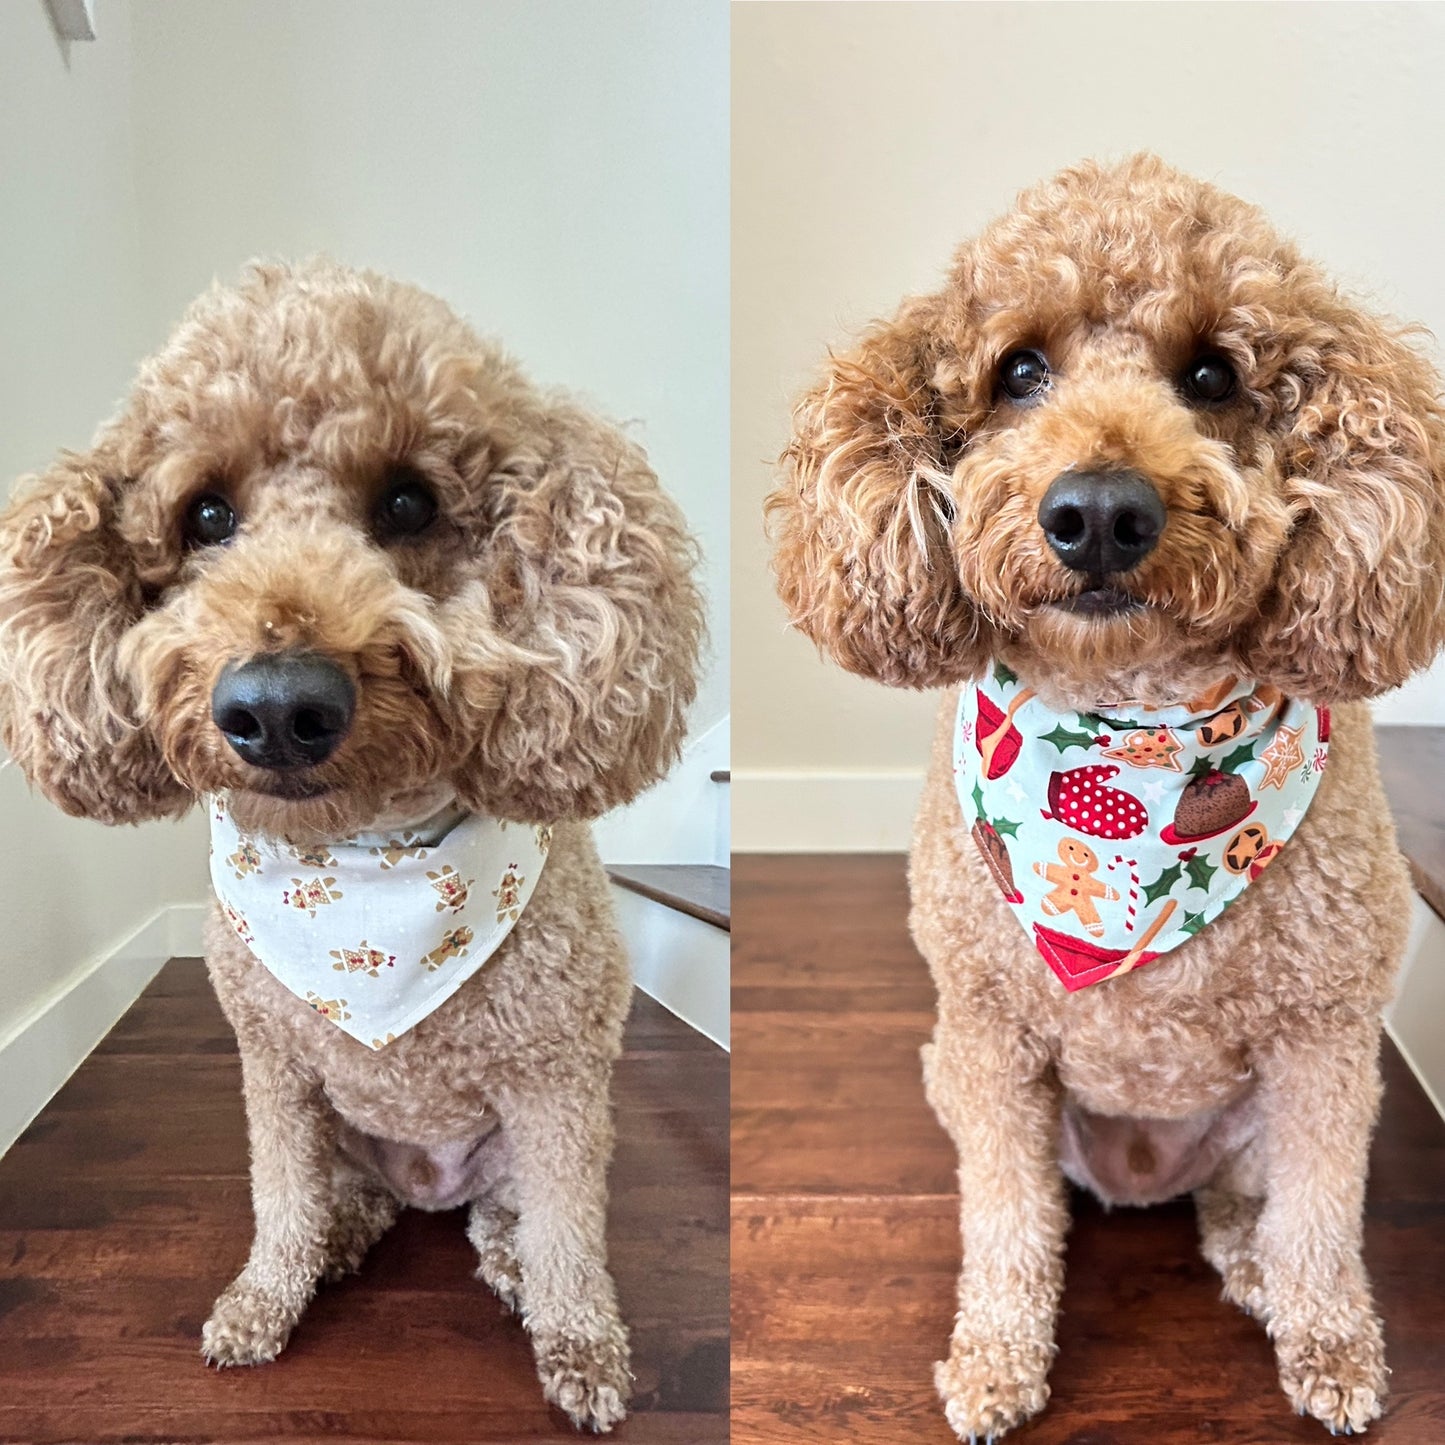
[766, 294, 987, 688]
[1242, 296, 1445, 701]
[450, 403, 704, 823]
[0, 450, 189, 823]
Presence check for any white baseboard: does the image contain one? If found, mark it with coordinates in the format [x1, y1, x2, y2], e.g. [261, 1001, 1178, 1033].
[1386, 894, 1445, 1123]
[732, 767, 922, 852]
[611, 885, 729, 1050]
[0, 900, 206, 1159]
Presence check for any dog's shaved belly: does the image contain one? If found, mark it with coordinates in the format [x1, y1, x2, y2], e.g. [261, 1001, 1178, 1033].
[1058, 1084, 1258, 1207]
[1052, 1008, 1260, 1205]
[336, 1113, 512, 1212]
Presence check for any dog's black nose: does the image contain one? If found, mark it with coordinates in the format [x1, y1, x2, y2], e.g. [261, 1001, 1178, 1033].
[211, 653, 355, 770]
[1037, 469, 1167, 575]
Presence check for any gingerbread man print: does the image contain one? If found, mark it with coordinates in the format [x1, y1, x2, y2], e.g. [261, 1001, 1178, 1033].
[1034, 837, 1119, 938]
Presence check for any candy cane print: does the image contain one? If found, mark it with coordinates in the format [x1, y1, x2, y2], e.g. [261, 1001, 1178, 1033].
[1111, 854, 1140, 931]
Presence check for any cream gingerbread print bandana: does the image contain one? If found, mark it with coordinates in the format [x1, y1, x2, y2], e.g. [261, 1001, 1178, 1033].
[955, 665, 1329, 992]
[209, 795, 550, 1049]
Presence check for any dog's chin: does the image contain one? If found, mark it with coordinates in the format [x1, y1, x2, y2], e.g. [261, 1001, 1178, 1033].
[1049, 586, 1146, 619]
[221, 775, 458, 843]
[223, 784, 351, 843]
[251, 774, 334, 802]
[1007, 600, 1225, 712]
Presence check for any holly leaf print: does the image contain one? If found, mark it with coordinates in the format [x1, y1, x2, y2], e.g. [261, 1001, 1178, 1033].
[1183, 852, 1218, 892]
[1142, 860, 1184, 905]
[993, 661, 1018, 688]
[990, 814, 1022, 839]
[1219, 741, 1257, 774]
[970, 778, 986, 821]
[1087, 710, 1143, 732]
[1179, 910, 1209, 937]
[1040, 721, 1098, 754]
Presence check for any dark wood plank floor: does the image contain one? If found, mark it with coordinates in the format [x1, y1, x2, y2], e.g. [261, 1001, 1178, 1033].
[732, 854, 1445, 1444]
[0, 959, 727, 1445]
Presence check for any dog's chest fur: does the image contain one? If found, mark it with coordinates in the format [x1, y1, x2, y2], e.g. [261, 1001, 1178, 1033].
[914, 696, 1410, 1205]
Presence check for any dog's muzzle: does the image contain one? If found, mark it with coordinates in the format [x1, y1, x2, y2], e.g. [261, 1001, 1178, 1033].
[211, 651, 356, 769]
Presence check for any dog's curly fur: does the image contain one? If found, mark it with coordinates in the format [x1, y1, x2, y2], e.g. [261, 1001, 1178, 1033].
[0, 259, 703, 1431]
[768, 155, 1445, 1437]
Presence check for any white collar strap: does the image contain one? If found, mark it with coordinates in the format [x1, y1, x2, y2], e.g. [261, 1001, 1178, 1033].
[955, 666, 1330, 991]
[208, 795, 551, 1048]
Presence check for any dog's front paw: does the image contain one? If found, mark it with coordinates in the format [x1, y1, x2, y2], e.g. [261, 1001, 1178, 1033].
[201, 1277, 299, 1367]
[534, 1325, 632, 1433]
[935, 1328, 1053, 1442]
[1275, 1315, 1387, 1435]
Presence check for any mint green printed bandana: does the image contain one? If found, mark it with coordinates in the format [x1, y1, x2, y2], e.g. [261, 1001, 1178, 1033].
[955, 665, 1330, 991]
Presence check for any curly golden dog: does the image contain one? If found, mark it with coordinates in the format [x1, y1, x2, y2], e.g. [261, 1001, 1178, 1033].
[769, 155, 1444, 1437]
[0, 261, 702, 1431]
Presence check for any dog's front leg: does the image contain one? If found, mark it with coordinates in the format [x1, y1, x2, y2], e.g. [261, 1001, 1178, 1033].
[501, 1081, 631, 1432]
[1255, 1017, 1387, 1434]
[202, 1041, 336, 1367]
[924, 1020, 1067, 1442]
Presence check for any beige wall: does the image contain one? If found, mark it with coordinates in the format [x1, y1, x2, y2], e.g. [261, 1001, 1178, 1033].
[0, 2, 210, 1043]
[734, 1, 1445, 804]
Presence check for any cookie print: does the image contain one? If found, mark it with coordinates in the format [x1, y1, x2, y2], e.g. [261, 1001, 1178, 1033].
[283, 875, 344, 917]
[329, 943, 397, 978]
[209, 798, 549, 1049]
[1034, 837, 1118, 938]
[228, 839, 263, 878]
[1100, 727, 1184, 771]
[493, 864, 527, 922]
[421, 925, 474, 972]
[427, 865, 474, 912]
[954, 670, 1328, 991]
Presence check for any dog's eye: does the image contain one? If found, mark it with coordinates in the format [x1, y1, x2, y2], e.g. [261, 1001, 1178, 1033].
[183, 493, 237, 548]
[1182, 355, 1236, 404]
[999, 349, 1050, 401]
[375, 469, 439, 539]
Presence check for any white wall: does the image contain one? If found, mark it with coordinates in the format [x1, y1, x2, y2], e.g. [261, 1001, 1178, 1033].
[0, 2, 212, 1121]
[734, 1, 1445, 846]
[1390, 896, 1445, 1121]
